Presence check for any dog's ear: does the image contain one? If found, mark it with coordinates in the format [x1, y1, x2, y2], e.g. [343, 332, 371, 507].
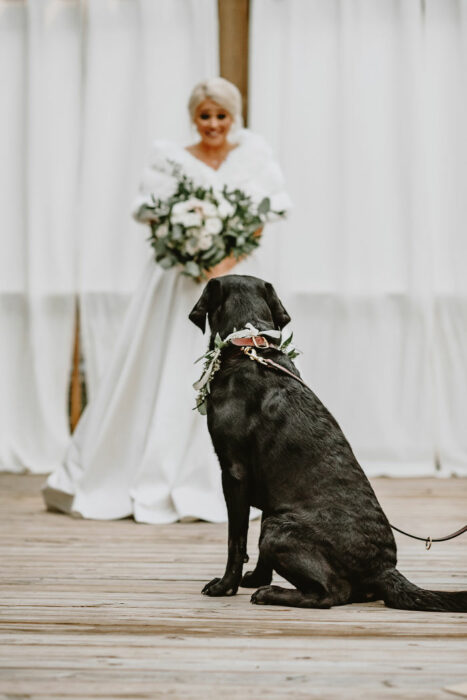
[188, 278, 222, 333]
[265, 282, 291, 329]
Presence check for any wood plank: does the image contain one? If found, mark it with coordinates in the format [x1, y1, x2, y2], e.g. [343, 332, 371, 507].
[445, 683, 467, 699]
[0, 474, 466, 699]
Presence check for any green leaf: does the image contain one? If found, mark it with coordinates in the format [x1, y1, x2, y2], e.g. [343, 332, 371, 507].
[209, 252, 226, 267]
[281, 333, 293, 349]
[171, 224, 183, 240]
[201, 247, 220, 261]
[184, 261, 200, 277]
[158, 256, 175, 270]
[154, 239, 167, 256]
[258, 197, 271, 216]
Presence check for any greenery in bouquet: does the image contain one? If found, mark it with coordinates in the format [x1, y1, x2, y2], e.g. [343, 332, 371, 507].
[144, 165, 284, 279]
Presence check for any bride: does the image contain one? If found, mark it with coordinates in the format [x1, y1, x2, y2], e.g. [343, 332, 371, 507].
[43, 78, 291, 523]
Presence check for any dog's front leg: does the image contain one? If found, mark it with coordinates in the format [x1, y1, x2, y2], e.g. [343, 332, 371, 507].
[241, 514, 273, 587]
[202, 467, 250, 597]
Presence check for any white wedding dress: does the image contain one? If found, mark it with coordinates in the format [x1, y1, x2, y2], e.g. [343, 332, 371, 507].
[43, 129, 291, 523]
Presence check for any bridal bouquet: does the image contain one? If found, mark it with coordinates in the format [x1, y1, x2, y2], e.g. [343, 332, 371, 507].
[145, 166, 284, 279]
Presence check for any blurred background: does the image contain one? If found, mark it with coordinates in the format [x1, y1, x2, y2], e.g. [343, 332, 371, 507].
[1, 0, 466, 478]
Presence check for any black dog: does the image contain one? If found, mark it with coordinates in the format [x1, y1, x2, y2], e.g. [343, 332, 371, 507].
[189, 274, 467, 612]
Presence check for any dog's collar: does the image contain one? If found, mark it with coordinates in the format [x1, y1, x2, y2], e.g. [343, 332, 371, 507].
[193, 323, 301, 415]
[230, 336, 279, 351]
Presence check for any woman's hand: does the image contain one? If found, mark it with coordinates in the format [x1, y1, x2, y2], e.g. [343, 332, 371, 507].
[204, 256, 238, 280]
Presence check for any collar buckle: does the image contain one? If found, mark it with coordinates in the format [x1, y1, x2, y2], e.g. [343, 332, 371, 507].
[252, 336, 269, 349]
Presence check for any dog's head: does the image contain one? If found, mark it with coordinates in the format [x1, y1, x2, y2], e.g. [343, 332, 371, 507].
[189, 274, 291, 341]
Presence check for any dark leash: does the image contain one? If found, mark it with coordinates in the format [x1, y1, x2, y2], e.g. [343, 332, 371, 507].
[389, 524, 467, 550]
[231, 335, 467, 551]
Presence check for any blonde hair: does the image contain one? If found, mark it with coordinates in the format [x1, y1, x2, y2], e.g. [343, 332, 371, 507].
[188, 77, 243, 135]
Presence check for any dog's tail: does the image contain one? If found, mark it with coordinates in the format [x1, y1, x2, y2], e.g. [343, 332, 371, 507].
[374, 568, 467, 612]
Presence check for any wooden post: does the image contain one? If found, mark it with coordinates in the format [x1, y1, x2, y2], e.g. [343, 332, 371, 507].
[218, 0, 250, 126]
[70, 305, 82, 432]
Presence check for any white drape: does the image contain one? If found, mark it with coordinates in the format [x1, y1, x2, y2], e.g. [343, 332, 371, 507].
[0, 0, 80, 474]
[79, 0, 219, 399]
[250, 0, 467, 475]
[1, 0, 218, 473]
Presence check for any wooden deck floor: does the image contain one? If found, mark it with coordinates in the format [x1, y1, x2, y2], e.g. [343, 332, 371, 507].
[0, 474, 466, 699]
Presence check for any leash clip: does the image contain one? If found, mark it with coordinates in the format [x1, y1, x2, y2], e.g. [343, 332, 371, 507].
[242, 346, 268, 365]
[425, 536, 432, 551]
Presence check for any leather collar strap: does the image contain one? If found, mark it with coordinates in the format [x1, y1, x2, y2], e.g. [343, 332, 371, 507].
[230, 336, 279, 350]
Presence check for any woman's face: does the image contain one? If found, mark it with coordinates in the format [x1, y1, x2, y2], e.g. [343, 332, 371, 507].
[193, 99, 233, 148]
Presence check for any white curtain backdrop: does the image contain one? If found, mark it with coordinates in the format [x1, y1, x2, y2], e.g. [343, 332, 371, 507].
[250, 0, 467, 476]
[79, 0, 219, 399]
[0, 0, 80, 474]
[0, 0, 218, 473]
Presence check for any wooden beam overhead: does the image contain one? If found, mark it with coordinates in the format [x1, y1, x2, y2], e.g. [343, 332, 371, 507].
[218, 0, 250, 126]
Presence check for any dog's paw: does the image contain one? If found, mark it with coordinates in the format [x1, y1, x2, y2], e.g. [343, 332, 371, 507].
[241, 569, 273, 588]
[202, 577, 237, 597]
[250, 585, 277, 605]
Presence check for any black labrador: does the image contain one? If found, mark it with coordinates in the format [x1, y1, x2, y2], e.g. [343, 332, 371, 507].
[189, 274, 467, 612]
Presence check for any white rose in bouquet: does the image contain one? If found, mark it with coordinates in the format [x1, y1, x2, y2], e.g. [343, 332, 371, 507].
[179, 211, 202, 228]
[155, 223, 169, 238]
[204, 217, 223, 235]
[199, 200, 218, 218]
[171, 202, 188, 219]
[171, 198, 198, 215]
[172, 198, 201, 220]
[146, 165, 286, 280]
[184, 228, 213, 253]
[216, 196, 235, 219]
[198, 231, 213, 250]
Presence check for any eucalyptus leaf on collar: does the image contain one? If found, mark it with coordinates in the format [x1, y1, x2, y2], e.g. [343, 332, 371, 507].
[193, 323, 300, 414]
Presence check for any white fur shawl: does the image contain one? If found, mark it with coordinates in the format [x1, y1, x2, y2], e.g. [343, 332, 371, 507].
[132, 129, 291, 223]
